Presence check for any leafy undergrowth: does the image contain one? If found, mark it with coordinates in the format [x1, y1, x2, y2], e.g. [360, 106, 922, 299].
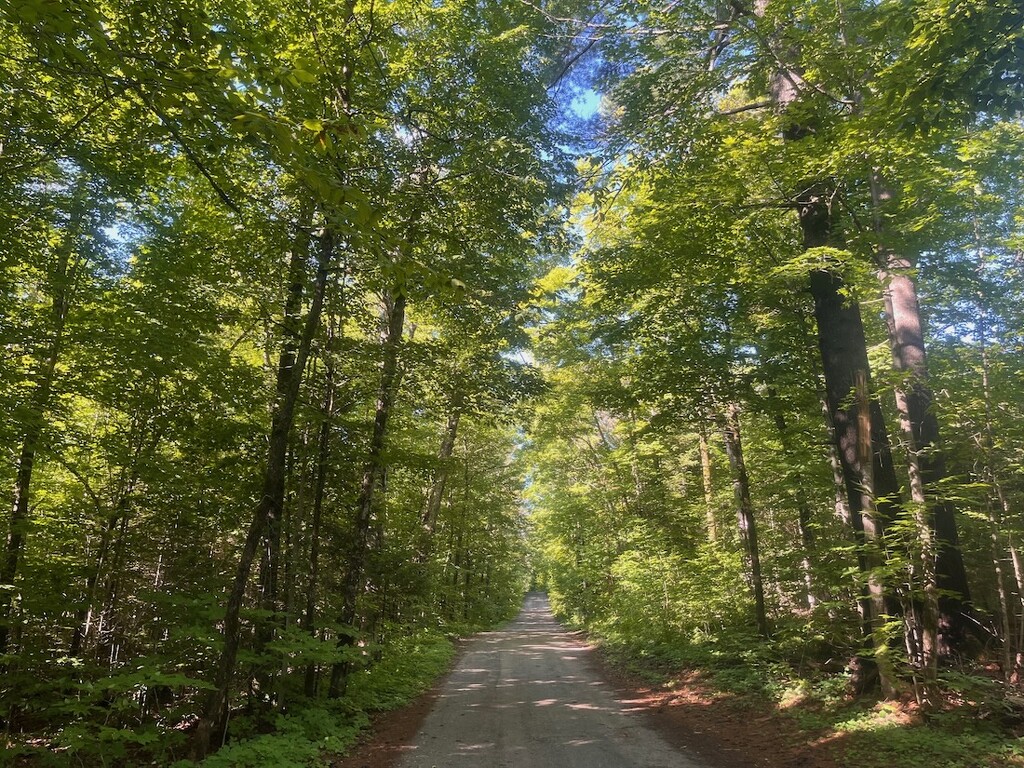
[2, 630, 457, 768]
[587, 625, 1024, 768]
[182, 630, 456, 768]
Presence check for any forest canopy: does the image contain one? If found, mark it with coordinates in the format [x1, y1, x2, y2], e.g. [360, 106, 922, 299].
[1, 0, 1023, 765]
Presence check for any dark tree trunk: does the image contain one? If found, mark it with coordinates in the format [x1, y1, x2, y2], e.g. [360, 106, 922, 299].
[753, 0, 907, 691]
[800, 194, 903, 694]
[328, 290, 406, 698]
[418, 392, 463, 562]
[750, 0, 902, 684]
[717, 404, 768, 637]
[303, 321, 337, 698]
[251, 216, 312, 706]
[196, 225, 333, 757]
[1, 186, 87, 656]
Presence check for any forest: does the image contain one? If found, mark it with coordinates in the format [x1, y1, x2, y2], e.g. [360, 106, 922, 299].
[1, 0, 1023, 766]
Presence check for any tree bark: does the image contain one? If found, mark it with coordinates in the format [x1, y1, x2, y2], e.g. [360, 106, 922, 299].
[197, 224, 333, 756]
[799, 193, 903, 695]
[0, 183, 87, 656]
[873, 176, 971, 662]
[251, 213, 312, 705]
[697, 425, 718, 543]
[302, 320, 337, 698]
[716, 404, 768, 637]
[752, 0, 905, 689]
[418, 391, 463, 563]
[328, 289, 406, 698]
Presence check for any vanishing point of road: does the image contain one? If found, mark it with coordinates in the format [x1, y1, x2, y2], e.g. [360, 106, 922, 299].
[396, 592, 707, 768]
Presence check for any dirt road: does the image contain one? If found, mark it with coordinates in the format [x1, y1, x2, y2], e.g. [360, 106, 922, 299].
[395, 592, 707, 768]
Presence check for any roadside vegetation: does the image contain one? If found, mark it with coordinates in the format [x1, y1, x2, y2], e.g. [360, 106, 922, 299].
[582, 624, 1024, 768]
[525, 3, 1024, 767]
[3, 0, 1023, 766]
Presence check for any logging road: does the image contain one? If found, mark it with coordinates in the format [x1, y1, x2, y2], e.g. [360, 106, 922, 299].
[395, 592, 708, 768]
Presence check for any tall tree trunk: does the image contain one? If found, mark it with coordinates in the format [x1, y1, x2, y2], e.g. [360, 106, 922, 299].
[251, 213, 313, 707]
[717, 404, 768, 637]
[419, 391, 463, 560]
[1, 184, 87, 656]
[880, 266, 939, 697]
[303, 320, 338, 698]
[328, 289, 406, 698]
[874, 176, 971, 664]
[753, 0, 904, 691]
[697, 425, 718, 543]
[196, 225, 333, 756]
[800, 192, 903, 695]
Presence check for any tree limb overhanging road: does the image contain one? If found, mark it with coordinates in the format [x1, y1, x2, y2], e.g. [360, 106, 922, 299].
[396, 593, 708, 768]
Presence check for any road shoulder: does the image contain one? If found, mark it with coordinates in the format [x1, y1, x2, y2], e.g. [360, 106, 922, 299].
[328, 638, 470, 768]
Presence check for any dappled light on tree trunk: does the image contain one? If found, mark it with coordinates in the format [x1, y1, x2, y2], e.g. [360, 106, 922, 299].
[1, 0, 1023, 766]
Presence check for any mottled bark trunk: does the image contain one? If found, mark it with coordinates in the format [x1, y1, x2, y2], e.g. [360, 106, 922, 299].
[821, 399, 854, 529]
[873, 175, 971, 667]
[717, 404, 768, 637]
[752, 0, 903, 690]
[800, 194, 902, 695]
[879, 266, 938, 698]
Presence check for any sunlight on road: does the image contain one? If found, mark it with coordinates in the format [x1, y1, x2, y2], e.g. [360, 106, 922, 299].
[396, 593, 707, 768]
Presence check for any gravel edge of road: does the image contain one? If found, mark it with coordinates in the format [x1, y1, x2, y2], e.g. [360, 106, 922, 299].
[327, 635, 471, 768]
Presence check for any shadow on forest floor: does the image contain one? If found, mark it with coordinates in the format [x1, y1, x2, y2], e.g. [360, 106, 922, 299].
[588, 642, 1024, 768]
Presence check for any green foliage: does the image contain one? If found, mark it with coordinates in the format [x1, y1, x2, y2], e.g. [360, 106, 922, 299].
[2, 0, 1024, 766]
[181, 630, 453, 768]
[346, 631, 455, 713]
[0, 0, 570, 763]
[189, 705, 366, 768]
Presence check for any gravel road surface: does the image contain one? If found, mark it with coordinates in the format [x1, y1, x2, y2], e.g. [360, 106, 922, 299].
[396, 592, 708, 768]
